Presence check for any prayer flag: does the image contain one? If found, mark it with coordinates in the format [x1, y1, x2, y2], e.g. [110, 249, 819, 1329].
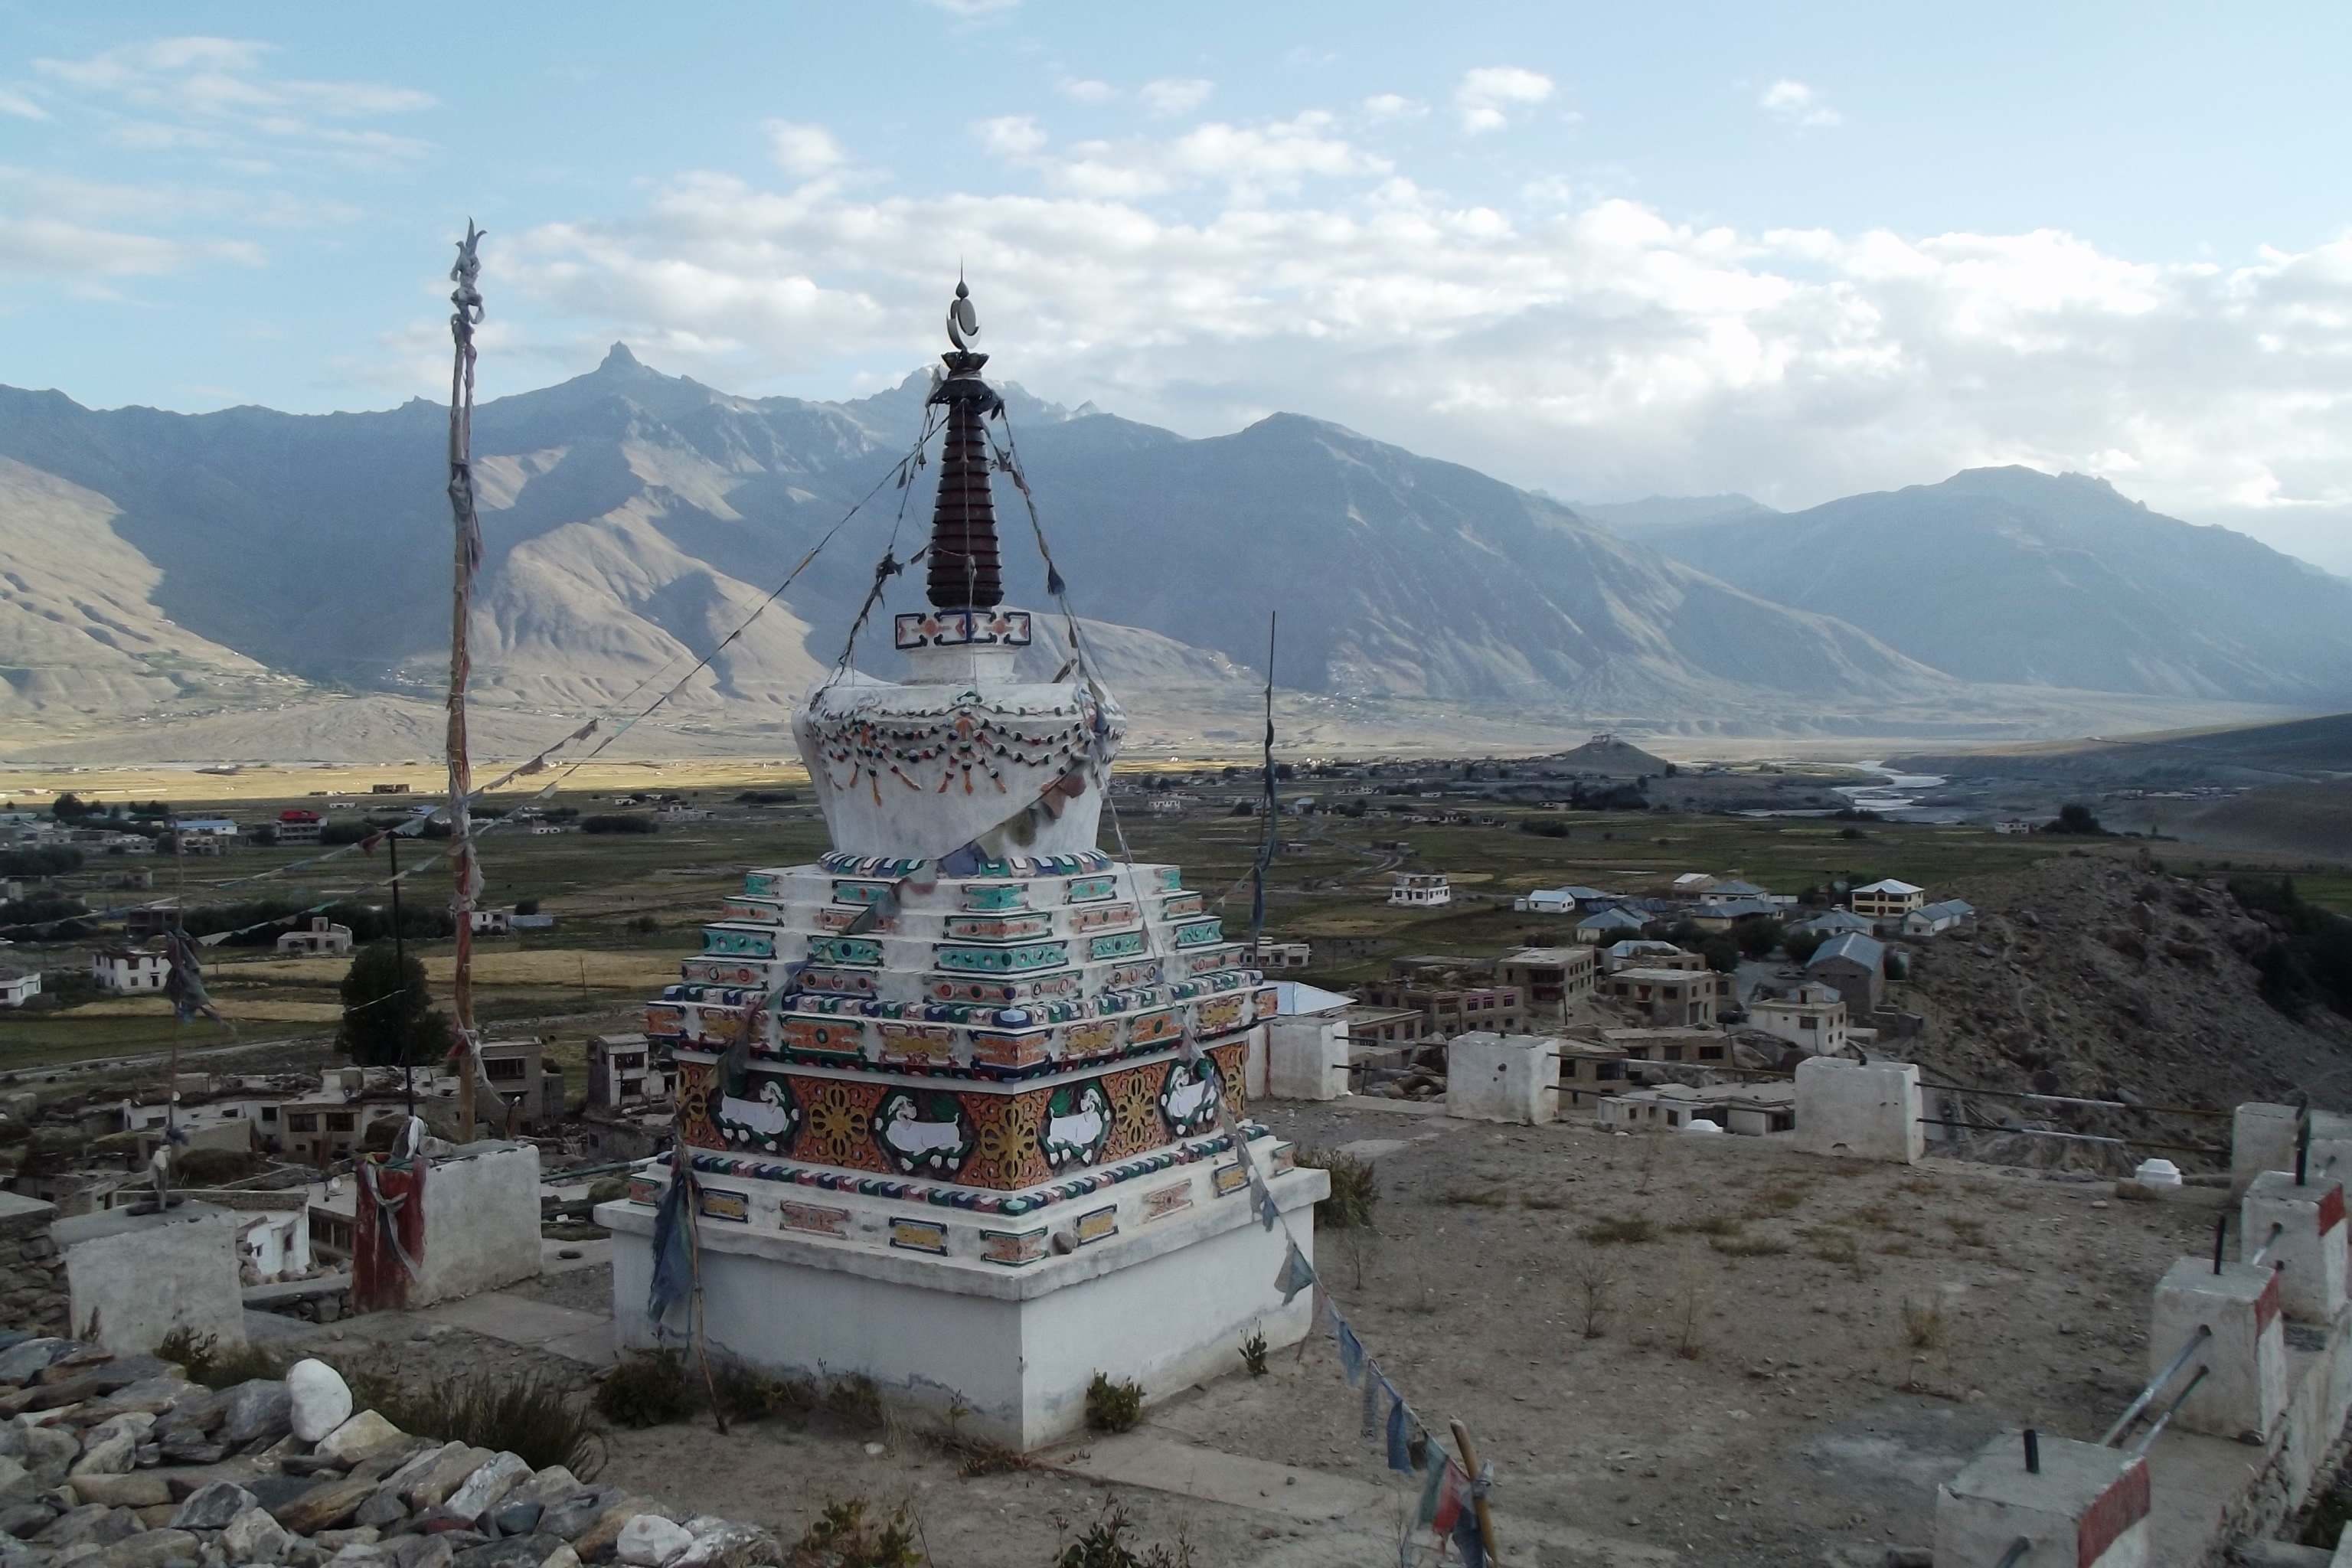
[1337, 1321, 1365, 1385]
[1275, 1241, 1316, 1305]
[1386, 1391, 1414, 1474]
[1361, 1364, 1380, 1441]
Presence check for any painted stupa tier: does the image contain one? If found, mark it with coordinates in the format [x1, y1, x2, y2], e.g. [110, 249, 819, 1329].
[636, 283, 1285, 1270]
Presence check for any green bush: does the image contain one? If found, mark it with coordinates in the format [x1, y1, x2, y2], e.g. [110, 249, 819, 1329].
[1292, 1148, 1377, 1230]
[583, 815, 658, 835]
[1054, 1504, 1190, 1568]
[788, 1500, 921, 1568]
[2233, 876, 2352, 1019]
[593, 1350, 699, 1429]
[1084, 1373, 1142, 1433]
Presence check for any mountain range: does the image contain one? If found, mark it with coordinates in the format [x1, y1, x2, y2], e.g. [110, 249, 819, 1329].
[0, 346, 2343, 762]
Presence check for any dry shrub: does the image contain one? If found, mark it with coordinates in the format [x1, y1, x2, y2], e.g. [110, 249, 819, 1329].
[1710, 1233, 1792, 1257]
[1581, 1217, 1656, 1246]
[594, 1350, 697, 1429]
[1439, 1187, 1506, 1208]
[1669, 1213, 1743, 1236]
[1671, 1259, 1710, 1360]
[1746, 1186, 1808, 1218]
[1901, 1297, 1949, 1351]
[1945, 1217, 1990, 1246]
[1294, 1147, 1378, 1230]
[1570, 1251, 1615, 1339]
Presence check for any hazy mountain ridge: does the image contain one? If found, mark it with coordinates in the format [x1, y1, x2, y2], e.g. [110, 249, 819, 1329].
[0, 350, 2341, 759]
[1638, 467, 2352, 706]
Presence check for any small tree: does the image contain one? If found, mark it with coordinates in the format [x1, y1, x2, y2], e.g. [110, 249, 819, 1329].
[338, 945, 447, 1068]
[2051, 802, 2105, 835]
[1784, 928, 1828, 965]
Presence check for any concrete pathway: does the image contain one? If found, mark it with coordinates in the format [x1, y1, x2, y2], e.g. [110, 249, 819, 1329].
[414, 1292, 613, 1364]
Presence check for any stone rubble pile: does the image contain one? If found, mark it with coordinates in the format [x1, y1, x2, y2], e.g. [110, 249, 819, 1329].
[0, 1334, 779, 1568]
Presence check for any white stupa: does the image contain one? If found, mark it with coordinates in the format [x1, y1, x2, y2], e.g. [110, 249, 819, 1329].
[601, 283, 1325, 1447]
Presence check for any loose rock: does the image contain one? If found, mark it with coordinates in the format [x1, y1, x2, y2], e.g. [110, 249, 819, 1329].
[286, 1364, 353, 1448]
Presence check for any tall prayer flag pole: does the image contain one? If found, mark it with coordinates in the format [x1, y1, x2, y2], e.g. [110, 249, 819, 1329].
[444, 222, 486, 1145]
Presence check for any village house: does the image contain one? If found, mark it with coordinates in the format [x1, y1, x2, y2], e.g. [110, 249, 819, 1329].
[480, 1037, 567, 1130]
[275, 808, 324, 846]
[1904, 898, 1976, 937]
[1599, 1080, 1795, 1135]
[90, 946, 167, 994]
[1685, 895, 1781, 933]
[1358, 969, 1525, 1039]
[469, 906, 513, 936]
[1669, 873, 1717, 897]
[1787, 907, 1876, 942]
[1341, 1004, 1426, 1055]
[587, 1033, 670, 1112]
[1576, 906, 1649, 944]
[1601, 965, 1730, 1027]
[1596, 1024, 1734, 1067]
[1387, 871, 1453, 907]
[0, 972, 38, 1008]
[1747, 982, 1851, 1058]
[1496, 946, 1597, 1014]
[1807, 932, 1887, 1012]
[1249, 940, 1314, 970]
[1511, 886, 1609, 915]
[275, 916, 353, 958]
[1849, 877, 1926, 921]
[1602, 939, 1700, 973]
[1557, 1040, 1633, 1110]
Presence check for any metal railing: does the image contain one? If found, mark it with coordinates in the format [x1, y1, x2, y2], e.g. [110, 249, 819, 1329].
[2099, 1324, 2211, 1448]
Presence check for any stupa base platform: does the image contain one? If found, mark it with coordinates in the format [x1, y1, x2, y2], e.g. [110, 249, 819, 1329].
[599, 1134, 1328, 1449]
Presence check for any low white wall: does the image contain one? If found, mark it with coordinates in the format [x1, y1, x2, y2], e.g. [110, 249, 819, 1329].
[57, 1204, 246, 1354]
[416, 1140, 542, 1305]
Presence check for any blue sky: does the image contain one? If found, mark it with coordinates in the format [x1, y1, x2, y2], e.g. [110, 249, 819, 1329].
[5, 1, 2351, 567]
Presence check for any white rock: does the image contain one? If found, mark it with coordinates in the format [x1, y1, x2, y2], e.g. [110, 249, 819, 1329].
[220, 1504, 296, 1564]
[286, 1360, 354, 1445]
[537, 1547, 580, 1568]
[66, 1433, 134, 1477]
[441, 1451, 529, 1520]
[615, 1515, 694, 1568]
[83, 1413, 155, 1447]
[315, 1410, 404, 1466]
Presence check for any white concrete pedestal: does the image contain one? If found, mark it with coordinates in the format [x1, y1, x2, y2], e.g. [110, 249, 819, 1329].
[602, 1156, 1326, 1449]
[1446, 1033, 1557, 1124]
[2151, 1256, 2287, 1441]
[1792, 1056, 1923, 1163]
[2242, 1170, 2349, 1324]
[1936, 1431, 2148, 1568]
[1266, 1014, 1349, 1101]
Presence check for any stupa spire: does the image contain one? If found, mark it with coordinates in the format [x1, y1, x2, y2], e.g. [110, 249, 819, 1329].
[925, 277, 1004, 609]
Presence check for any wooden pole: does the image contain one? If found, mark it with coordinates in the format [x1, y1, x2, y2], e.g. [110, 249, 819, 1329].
[444, 224, 486, 1145]
[1449, 1417, 1500, 1566]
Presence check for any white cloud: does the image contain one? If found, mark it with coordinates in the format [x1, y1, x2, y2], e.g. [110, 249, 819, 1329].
[1043, 113, 1389, 201]
[923, 0, 1020, 15]
[0, 166, 264, 280]
[1138, 77, 1214, 117]
[0, 90, 48, 121]
[34, 35, 434, 168]
[1759, 79, 1841, 129]
[494, 116, 2352, 550]
[1057, 77, 1118, 105]
[765, 121, 845, 178]
[1455, 66, 1553, 133]
[972, 114, 1047, 158]
[1362, 93, 1426, 121]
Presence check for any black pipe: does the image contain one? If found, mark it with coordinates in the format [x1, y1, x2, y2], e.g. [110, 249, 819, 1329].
[2023, 1428, 2040, 1474]
[2213, 1211, 2229, 1275]
[2298, 1102, 2311, 1186]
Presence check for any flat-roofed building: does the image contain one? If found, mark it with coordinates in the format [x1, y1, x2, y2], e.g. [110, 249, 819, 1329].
[1747, 982, 1849, 1059]
[1498, 946, 1596, 1014]
[1601, 966, 1729, 1027]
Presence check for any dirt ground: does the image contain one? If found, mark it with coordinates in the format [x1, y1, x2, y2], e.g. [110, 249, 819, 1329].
[299, 1103, 2228, 1568]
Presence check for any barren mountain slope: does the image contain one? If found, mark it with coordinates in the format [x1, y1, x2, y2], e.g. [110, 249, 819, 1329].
[1897, 854, 2352, 1110]
[0, 456, 273, 717]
